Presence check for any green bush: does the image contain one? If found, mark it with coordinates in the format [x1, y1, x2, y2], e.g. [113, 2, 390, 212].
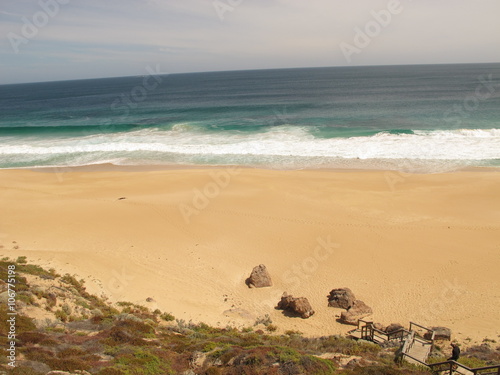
[203, 341, 218, 352]
[54, 309, 68, 322]
[114, 349, 173, 375]
[459, 356, 489, 369]
[160, 312, 175, 322]
[266, 324, 278, 332]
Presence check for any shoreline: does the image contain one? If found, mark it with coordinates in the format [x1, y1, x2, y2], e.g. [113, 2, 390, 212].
[1, 167, 499, 344]
[3, 161, 498, 174]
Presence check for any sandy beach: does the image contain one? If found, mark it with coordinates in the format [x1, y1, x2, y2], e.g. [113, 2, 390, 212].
[0, 166, 499, 344]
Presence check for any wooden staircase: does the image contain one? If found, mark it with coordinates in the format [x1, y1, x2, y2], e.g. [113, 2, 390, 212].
[349, 320, 500, 375]
[404, 336, 433, 366]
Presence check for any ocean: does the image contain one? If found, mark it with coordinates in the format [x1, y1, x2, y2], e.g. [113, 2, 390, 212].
[1, 63, 499, 172]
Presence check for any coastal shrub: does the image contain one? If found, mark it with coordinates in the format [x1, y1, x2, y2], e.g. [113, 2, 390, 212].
[232, 347, 272, 366]
[61, 273, 84, 290]
[203, 341, 218, 352]
[24, 347, 56, 363]
[17, 331, 50, 345]
[12, 274, 30, 292]
[285, 330, 303, 336]
[9, 367, 45, 375]
[75, 297, 91, 309]
[459, 356, 489, 368]
[254, 314, 273, 326]
[44, 357, 93, 372]
[59, 346, 87, 357]
[303, 336, 381, 356]
[114, 349, 173, 375]
[54, 308, 68, 322]
[17, 263, 56, 278]
[45, 293, 57, 309]
[464, 343, 500, 363]
[18, 292, 37, 305]
[338, 365, 418, 375]
[276, 347, 301, 363]
[98, 368, 127, 375]
[219, 346, 243, 365]
[266, 324, 278, 332]
[62, 303, 72, 315]
[0, 307, 37, 334]
[160, 312, 175, 321]
[300, 355, 336, 375]
[31, 287, 45, 298]
[205, 367, 222, 375]
[16, 256, 28, 264]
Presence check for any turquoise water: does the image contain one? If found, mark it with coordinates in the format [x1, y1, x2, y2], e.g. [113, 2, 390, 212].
[0, 64, 499, 171]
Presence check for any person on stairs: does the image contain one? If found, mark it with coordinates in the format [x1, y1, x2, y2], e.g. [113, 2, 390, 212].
[448, 343, 460, 362]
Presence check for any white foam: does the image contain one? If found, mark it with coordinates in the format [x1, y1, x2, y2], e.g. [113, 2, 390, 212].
[1, 127, 499, 170]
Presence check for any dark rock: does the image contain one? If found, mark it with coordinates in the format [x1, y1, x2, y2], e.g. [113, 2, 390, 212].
[246, 264, 272, 288]
[425, 326, 451, 341]
[276, 292, 315, 319]
[327, 288, 356, 309]
[339, 300, 373, 325]
[385, 323, 406, 340]
[385, 323, 405, 333]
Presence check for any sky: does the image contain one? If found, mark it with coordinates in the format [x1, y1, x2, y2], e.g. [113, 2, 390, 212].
[1, 0, 499, 84]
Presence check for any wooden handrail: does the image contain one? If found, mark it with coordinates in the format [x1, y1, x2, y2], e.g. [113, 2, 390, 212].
[353, 320, 499, 374]
[428, 360, 500, 375]
[357, 319, 373, 329]
[409, 321, 435, 341]
[409, 321, 433, 332]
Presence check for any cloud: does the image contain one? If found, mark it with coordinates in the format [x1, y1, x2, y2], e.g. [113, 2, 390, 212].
[1, 0, 499, 84]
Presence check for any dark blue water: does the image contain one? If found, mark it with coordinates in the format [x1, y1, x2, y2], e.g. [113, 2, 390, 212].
[0, 64, 499, 171]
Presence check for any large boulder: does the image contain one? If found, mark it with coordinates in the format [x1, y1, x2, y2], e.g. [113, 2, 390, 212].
[385, 323, 405, 333]
[276, 292, 315, 319]
[328, 288, 356, 309]
[339, 300, 373, 325]
[425, 326, 451, 341]
[385, 323, 406, 339]
[373, 323, 386, 332]
[246, 264, 272, 288]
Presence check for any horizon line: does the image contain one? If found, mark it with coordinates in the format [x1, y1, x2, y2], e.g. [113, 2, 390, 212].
[2, 61, 500, 86]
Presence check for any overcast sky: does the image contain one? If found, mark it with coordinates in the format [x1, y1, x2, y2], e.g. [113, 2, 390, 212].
[1, 0, 499, 84]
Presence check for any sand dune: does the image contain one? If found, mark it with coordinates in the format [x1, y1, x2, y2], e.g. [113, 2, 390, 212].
[0, 166, 499, 343]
